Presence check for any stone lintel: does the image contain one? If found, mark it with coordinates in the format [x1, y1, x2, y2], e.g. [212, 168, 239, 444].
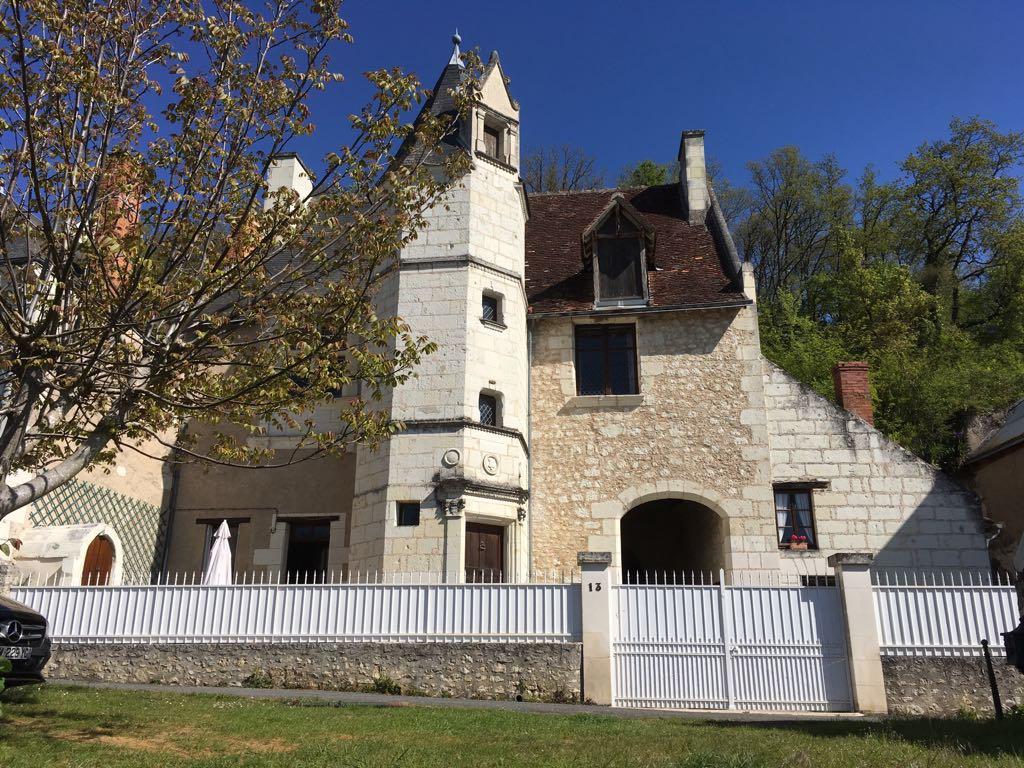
[577, 551, 612, 566]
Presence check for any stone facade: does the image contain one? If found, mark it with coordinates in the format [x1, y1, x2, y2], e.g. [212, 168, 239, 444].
[764, 362, 988, 572]
[529, 303, 779, 577]
[154, 40, 989, 584]
[46, 641, 582, 701]
[348, 56, 529, 582]
[883, 656, 1024, 716]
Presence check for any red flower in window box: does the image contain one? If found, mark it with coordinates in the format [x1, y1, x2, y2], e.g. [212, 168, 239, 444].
[788, 534, 809, 551]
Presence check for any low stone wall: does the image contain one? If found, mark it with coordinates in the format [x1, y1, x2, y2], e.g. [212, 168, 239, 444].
[48, 642, 582, 702]
[883, 655, 1024, 716]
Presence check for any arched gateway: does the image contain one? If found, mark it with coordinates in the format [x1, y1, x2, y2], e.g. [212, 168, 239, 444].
[620, 498, 726, 583]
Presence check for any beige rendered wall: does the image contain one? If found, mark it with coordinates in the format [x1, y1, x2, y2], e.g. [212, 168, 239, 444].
[969, 449, 1024, 572]
[79, 433, 174, 509]
[166, 420, 356, 577]
[528, 305, 777, 577]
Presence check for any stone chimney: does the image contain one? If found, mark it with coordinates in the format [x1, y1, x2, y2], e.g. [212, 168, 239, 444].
[832, 362, 874, 425]
[264, 153, 313, 211]
[678, 130, 709, 225]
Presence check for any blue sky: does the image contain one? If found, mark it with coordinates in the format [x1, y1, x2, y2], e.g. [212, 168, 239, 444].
[296, 0, 1024, 187]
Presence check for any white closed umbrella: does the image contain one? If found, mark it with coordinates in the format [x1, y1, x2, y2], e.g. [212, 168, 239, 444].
[202, 520, 233, 585]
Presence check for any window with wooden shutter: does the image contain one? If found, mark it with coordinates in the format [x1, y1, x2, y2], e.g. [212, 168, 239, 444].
[483, 124, 501, 159]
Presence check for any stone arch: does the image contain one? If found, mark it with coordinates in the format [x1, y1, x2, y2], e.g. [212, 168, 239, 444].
[589, 480, 735, 580]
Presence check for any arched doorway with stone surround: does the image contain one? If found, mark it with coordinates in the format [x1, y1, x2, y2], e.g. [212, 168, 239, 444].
[620, 499, 726, 583]
[589, 481, 733, 584]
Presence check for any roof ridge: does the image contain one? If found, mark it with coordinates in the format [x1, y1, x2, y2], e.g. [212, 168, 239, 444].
[529, 183, 677, 198]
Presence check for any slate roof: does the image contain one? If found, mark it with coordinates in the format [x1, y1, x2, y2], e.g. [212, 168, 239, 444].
[967, 399, 1024, 465]
[525, 183, 747, 314]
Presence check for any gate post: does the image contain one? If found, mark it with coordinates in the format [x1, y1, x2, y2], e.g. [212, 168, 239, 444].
[828, 552, 888, 714]
[578, 551, 614, 705]
[0, 558, 17, 597]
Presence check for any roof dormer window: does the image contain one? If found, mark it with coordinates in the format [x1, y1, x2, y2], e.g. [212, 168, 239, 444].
[583, 195, 654, 308]
[597, 222, 645, 302]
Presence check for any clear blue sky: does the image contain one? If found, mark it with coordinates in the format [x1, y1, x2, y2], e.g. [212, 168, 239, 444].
[297, 0, 1024, 187]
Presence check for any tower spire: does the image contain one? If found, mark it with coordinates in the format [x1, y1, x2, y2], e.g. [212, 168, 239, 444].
[449, 29, 464, 68]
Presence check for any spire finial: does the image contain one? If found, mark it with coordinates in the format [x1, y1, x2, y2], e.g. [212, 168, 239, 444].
[449, 29, 464, 68]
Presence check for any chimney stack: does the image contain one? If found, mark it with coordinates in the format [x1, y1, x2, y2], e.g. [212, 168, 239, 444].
[832, 362, 873, 425]
[264, 154, 313, 211]
[98, 155, 141, 239]
[678, 130, 709, 225]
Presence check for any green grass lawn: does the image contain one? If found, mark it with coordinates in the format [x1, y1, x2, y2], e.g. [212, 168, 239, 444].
[1, 685, 1022, 767]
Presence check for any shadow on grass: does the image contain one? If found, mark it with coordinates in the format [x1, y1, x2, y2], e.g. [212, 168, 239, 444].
[709, 716, 1024, 759]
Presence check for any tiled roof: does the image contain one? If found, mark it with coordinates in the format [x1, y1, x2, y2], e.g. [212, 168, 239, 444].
[525, 184, 747, 314]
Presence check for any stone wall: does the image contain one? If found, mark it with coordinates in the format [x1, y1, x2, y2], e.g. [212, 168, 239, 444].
[528, 305, 779, 576]
[0, 558, 16, 596]
[883, 655, 1024, 717]
[764, 362, 989, 572]
[46, 641, 581, 702]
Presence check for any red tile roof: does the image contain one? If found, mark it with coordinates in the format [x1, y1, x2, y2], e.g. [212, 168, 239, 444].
[525, 184, 746, 314]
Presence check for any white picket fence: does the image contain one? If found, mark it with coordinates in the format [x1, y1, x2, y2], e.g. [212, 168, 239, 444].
[872, 571, 1020, 657]
[613, 574, 853, 712]
[10, 581, 581, 644]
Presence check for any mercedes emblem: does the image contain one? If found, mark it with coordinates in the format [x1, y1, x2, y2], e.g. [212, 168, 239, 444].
[3, 620, 23, 644]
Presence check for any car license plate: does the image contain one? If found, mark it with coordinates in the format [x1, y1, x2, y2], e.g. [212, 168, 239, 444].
[1, 646, 30, 660]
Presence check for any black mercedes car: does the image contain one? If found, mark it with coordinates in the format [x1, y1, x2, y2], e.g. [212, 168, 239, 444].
[0, 595, 50, 687]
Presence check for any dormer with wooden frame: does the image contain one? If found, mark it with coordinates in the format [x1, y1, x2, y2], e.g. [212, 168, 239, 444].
[582, 193, 655, 309]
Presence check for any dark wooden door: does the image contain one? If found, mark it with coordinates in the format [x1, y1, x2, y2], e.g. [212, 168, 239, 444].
[465, 523, 505, 583]
[82, 536, 114, 585]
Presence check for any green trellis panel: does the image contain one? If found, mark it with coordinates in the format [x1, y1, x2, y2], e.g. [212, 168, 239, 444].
[29, 479, 168, 583]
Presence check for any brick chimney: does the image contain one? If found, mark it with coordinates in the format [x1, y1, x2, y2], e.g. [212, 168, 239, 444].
[98, 156, 141, 239]
[678, 130, 709, 225]
[832, 362, 873, 425]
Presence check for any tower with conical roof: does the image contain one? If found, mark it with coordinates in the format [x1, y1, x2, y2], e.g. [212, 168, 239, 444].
[348, 35, 529, 582]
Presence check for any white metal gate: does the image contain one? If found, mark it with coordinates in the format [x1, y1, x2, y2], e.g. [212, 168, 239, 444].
[613, 579, 853, 711]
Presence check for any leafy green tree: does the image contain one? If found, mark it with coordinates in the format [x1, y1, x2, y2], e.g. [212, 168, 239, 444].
[737, 147, 853, 303]
[761, 236, 1024, 467]
[618, 159, 673, 188]
[894, 117, 1024, 326]
[0, 0, 479, 518]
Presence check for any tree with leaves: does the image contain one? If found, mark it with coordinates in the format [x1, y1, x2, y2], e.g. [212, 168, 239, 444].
[892, 117, 1024, 327]
[522, 145, 603, 193]
[0, 0, 479, 519]
[737, 147, 852, 304]
[748, 118, 1024, 469]
[618, 159, 672, 188]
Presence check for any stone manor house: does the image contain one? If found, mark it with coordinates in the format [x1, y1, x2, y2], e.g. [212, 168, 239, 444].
[9, 37, 991, 586]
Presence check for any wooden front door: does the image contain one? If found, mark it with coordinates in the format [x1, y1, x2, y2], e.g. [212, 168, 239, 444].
[82, 535, 114, 585]
[465, 523, 505, 583]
